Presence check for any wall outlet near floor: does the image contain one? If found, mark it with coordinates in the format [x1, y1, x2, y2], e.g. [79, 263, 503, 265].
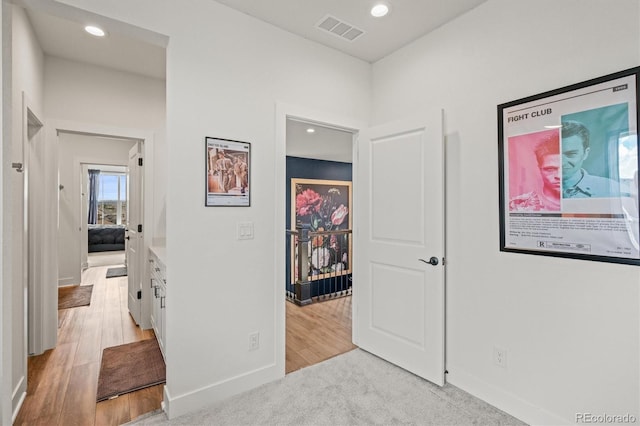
[249, 332, 260, 351]
[493, 346, 507, 368]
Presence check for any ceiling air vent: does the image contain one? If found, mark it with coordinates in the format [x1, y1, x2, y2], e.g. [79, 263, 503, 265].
[316, 14, 365, 42]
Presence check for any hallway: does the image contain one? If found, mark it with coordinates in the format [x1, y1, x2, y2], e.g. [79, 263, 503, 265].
[14, 265, 163, 425]
[14, 265, 355, 424]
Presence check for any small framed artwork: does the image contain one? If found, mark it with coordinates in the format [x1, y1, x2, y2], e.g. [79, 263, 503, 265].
[205, 137, 250, 207]
[498, 67, 639, 265]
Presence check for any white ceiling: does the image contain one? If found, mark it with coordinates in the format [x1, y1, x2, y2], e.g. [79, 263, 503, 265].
[214, 0, 487, 63]
[287, 119, 354, 163]
[25, 7, 167, 79]
[22, 0, 486, 163]
[22, 0, 487, 81]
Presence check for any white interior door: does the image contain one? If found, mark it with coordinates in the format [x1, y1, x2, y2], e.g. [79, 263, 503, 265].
[354, 111, 445, 385]
[127, 143, 143, 325]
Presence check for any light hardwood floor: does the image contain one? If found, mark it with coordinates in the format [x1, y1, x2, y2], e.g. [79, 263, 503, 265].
[286, 296, 357, 374]
[15, 265, 354, 424]
[14, 265, 163, 426]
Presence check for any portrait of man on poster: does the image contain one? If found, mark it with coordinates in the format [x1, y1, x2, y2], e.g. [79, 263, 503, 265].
[560, 120, 627, 198]
[509, 132, 561, 212]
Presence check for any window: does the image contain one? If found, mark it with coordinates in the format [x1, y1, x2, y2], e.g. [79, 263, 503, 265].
[96, 173, 128, 225]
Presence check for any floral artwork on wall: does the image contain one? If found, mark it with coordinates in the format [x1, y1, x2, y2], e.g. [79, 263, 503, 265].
[290, 178, 352, 284]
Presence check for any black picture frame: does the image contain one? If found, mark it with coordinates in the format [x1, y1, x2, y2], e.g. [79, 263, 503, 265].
[498, 67, 640, 265]
[205, 137, 251, 207]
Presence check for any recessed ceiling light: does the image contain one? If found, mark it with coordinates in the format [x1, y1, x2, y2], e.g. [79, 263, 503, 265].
[371, 3, 390, 17]
[85, 25, 106, 37]
[306, 128, 315, 134]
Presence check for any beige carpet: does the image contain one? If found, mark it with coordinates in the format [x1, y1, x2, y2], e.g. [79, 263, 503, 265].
[128, 348, 526, 425]
[97, 339, 166, 402]
[58, 285, 93, 309]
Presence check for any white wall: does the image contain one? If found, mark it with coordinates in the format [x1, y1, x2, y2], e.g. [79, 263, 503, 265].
[57, 132, 136, 285]
[49, 0, 371, 417]
[372, 1, 640, 424]
[44, 56, 167, 243]
[8, 4, 44, 419]
[1, 2, 8, 423]
[164, 3, 369, 417]
[23, 1, 637, 424]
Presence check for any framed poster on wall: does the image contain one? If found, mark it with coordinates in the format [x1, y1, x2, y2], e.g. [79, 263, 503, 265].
[498, 67, 640, 265]
[290, 178, 352, 284]
[205, 137, 250, 207]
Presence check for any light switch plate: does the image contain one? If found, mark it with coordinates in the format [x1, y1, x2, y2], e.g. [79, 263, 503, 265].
[237, 222, 254, 240]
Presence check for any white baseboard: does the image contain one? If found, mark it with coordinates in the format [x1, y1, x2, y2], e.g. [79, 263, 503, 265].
[58, 276, 78, 286]
[164, 362, 282, 419]
[12, 376, 26, 423]
[447, 368, 569, 425]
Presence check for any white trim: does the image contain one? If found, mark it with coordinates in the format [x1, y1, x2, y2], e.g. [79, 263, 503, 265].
[163, 362, 277, 419]
[447, 369, 568, 425]
[11, 392, 25, 424]
[11, 378, 26, 424]
[10, 376, 23, 401]
[50, 119, 150, 141]
[274, 102, 365, 371]
[23, 92, 44, 360]
[1, 4, 11, 423]
[57, 277, 77, 286]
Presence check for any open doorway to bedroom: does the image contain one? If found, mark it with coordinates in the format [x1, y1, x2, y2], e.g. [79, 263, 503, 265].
[57, 132, 137, 285]
[83, 164, 129, 269]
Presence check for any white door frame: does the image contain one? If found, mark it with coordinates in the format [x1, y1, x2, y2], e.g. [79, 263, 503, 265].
[23, 93, 44, 358]
[274, 102, 366, 374]
[39, 120, 155, 352]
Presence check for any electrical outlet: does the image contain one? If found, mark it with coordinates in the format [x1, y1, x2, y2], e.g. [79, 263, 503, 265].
[493, 346, 507, 368]
[249, 332, 260, 351]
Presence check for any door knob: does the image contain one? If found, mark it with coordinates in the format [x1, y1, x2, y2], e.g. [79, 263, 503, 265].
[419, 257, 439, 266]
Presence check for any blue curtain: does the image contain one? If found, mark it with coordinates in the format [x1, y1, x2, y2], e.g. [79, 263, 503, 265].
[88, 169, 100, 224]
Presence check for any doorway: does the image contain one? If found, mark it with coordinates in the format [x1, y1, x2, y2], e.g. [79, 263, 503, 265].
[276, 105, 447, 387]
[57, 132, 137, 287]
[14, 127, 158, 425]
[283, 116, 358, 373]
[82, 163, 129, 270]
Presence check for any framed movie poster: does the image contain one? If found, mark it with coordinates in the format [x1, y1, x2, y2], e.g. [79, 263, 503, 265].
[205, 137, 250, 207]
[498, 67, 640, 265]
[290, 178, 352, 284]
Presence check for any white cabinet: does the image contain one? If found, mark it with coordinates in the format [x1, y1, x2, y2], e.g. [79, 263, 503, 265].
[149, 247, 167, 359]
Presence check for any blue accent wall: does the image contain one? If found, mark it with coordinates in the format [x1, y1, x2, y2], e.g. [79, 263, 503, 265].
[286, 156, 352, 296]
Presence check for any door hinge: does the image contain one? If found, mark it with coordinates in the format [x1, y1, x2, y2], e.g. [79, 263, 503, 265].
[137, 290, 142, 300]
[138, 158, 143, 166]
[138, 224, 143, 232]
